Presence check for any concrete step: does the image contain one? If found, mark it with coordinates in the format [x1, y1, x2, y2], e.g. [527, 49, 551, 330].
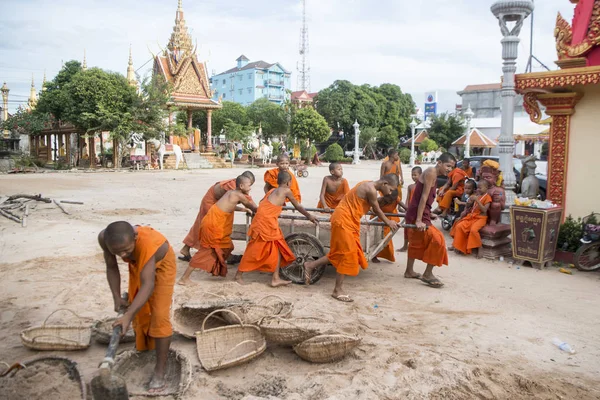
[183, 152, 213, 169]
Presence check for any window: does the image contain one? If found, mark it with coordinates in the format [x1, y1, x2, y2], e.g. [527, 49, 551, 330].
[223, 93, 226, 99]
[247, 88, 252, 94]
[239, 89, 243, 95]
[248, 73, 252, 80]
[222, 79, 226, 85]
[238, 75, 243, 81]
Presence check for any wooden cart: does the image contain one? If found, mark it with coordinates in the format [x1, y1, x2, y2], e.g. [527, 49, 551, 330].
[232, 207, 410, 284]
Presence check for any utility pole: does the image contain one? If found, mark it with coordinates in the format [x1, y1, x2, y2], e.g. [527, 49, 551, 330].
[524, 1, 550, 73]
[297, 0, 310, 92]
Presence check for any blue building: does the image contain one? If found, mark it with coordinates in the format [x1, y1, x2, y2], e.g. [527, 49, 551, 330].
[211, 55, 292, 106]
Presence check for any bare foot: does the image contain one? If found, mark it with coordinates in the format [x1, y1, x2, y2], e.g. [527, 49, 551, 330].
[177, 278, 198, 286]
[271, 278, 292, 287]
[147, 375, 166, 394]
[447, 246, 455, 251]
[235, 275, 248, 285]
[303, 261, 316, 285]
[371, 257, 381, 263]
[404, 271, 422, 279]
[179, 246, 191, 258]
[397, 246, 408, 253]
[331, 289, 353, 302]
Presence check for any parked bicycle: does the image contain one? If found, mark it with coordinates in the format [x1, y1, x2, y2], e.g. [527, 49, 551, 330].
[574, 213, 600, 271]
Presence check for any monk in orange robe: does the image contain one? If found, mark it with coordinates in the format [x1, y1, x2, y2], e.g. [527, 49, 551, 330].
[304, 175, 400, 302]
[317, 162, 350, 211]
[462, 158, 474, 178]
[99, 221, 176, 393]
[404, 153, 456, 288]
[398, 166, 422, 252]
[434, 165, 469, 218]
[179, 171, 256, 261]
[372, 189, 401, 263]
[264, 154, 301, 203]
[450, 180, 491, 258]
[179, 175, 258, 284]
[237, 171, 318, 286]
[380, 148, 404, 201]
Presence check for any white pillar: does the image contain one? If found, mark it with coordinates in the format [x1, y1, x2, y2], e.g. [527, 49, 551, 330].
[352, 120, 361, 165]
[409, 118, 417, 167]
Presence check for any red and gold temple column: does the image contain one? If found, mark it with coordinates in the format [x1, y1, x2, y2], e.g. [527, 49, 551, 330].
[206, 110, 213, 151]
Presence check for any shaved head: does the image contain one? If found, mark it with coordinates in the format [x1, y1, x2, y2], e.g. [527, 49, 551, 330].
[277, 154, 290, 163]
[381, 173, 399, 187]
[236, 175, 252, 188]
[277, 170, 292, 186]
[105, 221, 135, 247]
[242, 170, 255, 184]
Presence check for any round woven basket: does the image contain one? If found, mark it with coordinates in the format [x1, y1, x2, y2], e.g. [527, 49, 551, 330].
[172, 303, 229, 339]
[20, 310, 92, 351]
[91, 318, 135, 344]
[293, 334, 361, 363]
[224, 295, 293, 325]
[113, 349, 192, 398]
[181, 292, 251, 312]
[195, 309, 266, 372]
[0, 356, 86, 399]
[259, 316, 333, 346]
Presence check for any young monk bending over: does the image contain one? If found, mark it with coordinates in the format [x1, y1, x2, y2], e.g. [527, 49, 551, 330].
[304, 175, 400, 302]
[264, 154, 301, 203]
[371, 189, 401, 263]
[405, 153, 456, 288]
[98, 221, 176, 393]
[380, 148, 404, 201]
[398, 166, 422, 252]
[236, 171, 318, 286]
[317, 162, 349, 212]
[179, 171, 256, 261]
[433, 164, 469, 219]
[179, 175, 258, 285]
[449, 180, 491, 258]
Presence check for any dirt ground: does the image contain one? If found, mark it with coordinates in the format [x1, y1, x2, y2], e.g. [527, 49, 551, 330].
[1, 161, 599, 400]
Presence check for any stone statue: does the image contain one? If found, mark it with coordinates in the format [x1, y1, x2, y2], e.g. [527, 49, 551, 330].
[519, 156, 539, 199]
[479, 161, 506, 225]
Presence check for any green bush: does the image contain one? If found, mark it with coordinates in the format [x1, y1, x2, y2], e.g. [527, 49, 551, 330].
[399, 148, 411, 164]
[324, 143, 344, 162]
[557, 215, 583, 252]
[301, 144, 317, 160]
[419, 138, 439, 153]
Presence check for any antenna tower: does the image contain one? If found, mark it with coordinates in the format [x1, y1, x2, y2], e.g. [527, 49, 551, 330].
[525, 1, 550, 73]
[297, 0, 310, 91]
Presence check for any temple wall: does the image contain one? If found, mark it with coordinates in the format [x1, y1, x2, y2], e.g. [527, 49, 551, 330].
[565, 85, 600, 218]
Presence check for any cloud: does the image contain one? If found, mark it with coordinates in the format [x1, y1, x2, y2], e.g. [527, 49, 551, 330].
[0, 0, 577, 113]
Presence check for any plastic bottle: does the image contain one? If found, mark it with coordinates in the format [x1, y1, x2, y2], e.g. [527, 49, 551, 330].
[552, 338, 575, 354]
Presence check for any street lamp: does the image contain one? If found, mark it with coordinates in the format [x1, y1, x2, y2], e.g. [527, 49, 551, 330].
[409, 118, 417, 167]
[1, 82, 9, 138]
[464, 104, 474, 158]
[491, 0, 534, 203]
[352, 120, 360, 165]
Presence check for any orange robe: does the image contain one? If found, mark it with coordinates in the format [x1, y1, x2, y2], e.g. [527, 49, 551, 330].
[451, 193, 491, 254]
[404, 185, 415, 243]
[376, 199, 400, 262]
[183, 179, 236, 249]
[317, 178, 350, 209]
[437, 168, 469, 210]
[189, 205, 234, 277]
[125, 226, 176, 351]
[464, 166, 474, 178]
[238, 190, 296, 273]
[382, 160, 403, 202]
[264, 168, 302, 203]
[328, 182, 371, 276]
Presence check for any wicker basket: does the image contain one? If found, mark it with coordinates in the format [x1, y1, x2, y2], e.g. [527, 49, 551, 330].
[182, 292, 251, 312]
[259, 316, 333, 346]
[113, 348, 192, 398]
[91, 318, 135, 344]
[20, 309, 92, 351]
[0, 356, 86, 399]
[196, 309, 266, 372]
[224, 295, 293, 325]
[293, 334, 361, 363]
[172, 303, 229, 339]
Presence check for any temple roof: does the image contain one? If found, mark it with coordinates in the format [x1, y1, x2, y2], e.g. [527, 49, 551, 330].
[459, 83, 502, 93]
[452, 129, 497, 148]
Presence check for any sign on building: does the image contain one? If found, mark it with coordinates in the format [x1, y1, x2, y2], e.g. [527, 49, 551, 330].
[424, 91, 438, 119]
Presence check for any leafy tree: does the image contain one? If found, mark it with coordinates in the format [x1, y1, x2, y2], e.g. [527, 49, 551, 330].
[247, 98, 288, 139]
[399, 148, 411, 164]
[427, 113, 466, 150]
[324, 143, 345, 162]
[291, 107, 330, 144]
[36, 60, 83, 122]
[376, 125, 399, 149]
[131, 75, 172, 140]
[419, 138, 439, 153]
[3, 106, 50, 135]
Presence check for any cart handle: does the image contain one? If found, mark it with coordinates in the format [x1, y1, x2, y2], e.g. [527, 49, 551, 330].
[281, 206, 405, 218]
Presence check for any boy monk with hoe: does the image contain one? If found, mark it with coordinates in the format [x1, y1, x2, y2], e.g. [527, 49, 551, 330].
[179, 175, 258, 285]
[179, 171, 256, 261]
[404, 153, 456, 288]
[317, 162, 349, 211]
[449, 180, 491, 258]
[264, 154, 301, 202]
[371, 189, 401, 263]
[304, 175, 400, 302]
[98, 221, 176, 393]
[236, 171, 319, 286]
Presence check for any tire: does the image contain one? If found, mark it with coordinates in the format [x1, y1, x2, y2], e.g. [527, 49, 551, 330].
[280, 232, 327, 284]
[441, 217, 452, 231]
[538, 188, 546, 201]
[302, 170, 309, 178]
[574, 242, 600, 271]
[297, 170, 303, 178]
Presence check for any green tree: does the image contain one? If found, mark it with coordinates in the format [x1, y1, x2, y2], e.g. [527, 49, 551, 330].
[324, 143, 345, 162]
[36, 60, 82, 122]
[247, 98, 288, 139]
[419, 138, 439, 153]
[3, 106, 50, 135]
[131, 75, 172, 140]
[291, 107, 330, 144]
[427, 113, 466, 149]
[399, 148, 412, 164]
[376, 125, 399, 149]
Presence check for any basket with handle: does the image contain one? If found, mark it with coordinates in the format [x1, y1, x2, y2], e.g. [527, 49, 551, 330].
[172, 303, 229, 339]
[223, 295, 293, 325]
[20, 309, 92, 351]
[91, 317, 135, 344]
[181, 292, 251, 313]
[195, 309, 266, 372]
[293, 334, 362, 363]
[259, 316, 333, 346]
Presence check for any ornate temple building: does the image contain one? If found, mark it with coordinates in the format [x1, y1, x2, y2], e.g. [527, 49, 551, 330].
[153, 0, 221, 152]
[515, 0, 600, 218]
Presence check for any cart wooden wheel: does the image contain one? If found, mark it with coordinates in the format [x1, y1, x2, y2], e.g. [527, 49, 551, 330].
[574, 242, 600, 271]
[302, 170, 309, 178]
[297, 170, 303, 178]
[280, 233, 326, 284]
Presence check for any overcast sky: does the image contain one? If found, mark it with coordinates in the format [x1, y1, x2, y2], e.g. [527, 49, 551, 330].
[1, 0, 574, 113]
